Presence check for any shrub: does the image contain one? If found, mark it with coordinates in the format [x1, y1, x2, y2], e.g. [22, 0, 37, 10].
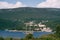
[0, 37, 4, 40]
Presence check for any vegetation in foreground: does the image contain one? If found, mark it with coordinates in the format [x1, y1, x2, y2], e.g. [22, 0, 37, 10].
[0, 25, 60, 40]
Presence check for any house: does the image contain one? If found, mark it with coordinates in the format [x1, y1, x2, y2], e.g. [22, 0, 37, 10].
[24, 21, 52, 32]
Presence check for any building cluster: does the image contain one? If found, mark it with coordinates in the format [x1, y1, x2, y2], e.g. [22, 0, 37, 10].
[24, 21, 52, 32]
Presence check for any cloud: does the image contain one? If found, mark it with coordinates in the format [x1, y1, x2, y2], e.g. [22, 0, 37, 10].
[36, 0, 60, 8]
[0, 1, 27, 9]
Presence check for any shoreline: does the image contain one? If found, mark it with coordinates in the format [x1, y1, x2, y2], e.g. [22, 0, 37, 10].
[4, 29, 52, 32]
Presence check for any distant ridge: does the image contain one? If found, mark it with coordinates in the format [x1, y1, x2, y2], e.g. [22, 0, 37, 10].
[0, 7, 60, 30]
[0, 7, 60, 20]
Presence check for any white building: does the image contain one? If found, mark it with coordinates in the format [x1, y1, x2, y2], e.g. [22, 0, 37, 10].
[34, 24, 38, 26]
[24, 21, 52, 32]
[38, 22, 46, 27]
[34, 22, 52, 32]
[41, 27, 52, 32]
[24, 21, 34, 26]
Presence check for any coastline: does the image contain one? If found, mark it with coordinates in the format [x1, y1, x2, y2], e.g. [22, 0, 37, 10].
[5, 29, 52, 32]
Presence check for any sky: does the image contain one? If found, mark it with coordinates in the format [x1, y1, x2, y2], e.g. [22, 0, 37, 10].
[0, 0, 60, 9]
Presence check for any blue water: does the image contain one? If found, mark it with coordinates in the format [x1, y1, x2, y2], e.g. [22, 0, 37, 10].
[0, 30, 52, 38]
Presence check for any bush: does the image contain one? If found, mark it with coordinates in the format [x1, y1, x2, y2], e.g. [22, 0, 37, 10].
[56, 25, 60, 37]
[24, 34, 35, 40]
[0, 37, 4, 40]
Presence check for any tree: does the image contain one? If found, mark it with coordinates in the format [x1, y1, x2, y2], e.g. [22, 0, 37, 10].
[56, 25, 60, 37]
[0, 37, 4, 40]
[10, 38, 13, 40]
[25, 34, 34, 40]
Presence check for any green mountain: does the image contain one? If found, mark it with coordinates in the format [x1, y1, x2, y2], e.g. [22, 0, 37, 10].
[0, 7, 60, 20]
[0, 7, 60, 30]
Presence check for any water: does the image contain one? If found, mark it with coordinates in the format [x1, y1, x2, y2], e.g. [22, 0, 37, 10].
[0, 30, 52, 38]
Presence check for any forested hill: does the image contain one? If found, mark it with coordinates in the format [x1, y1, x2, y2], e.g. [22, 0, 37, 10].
[0, 7, 60, 20]
[0, 7, 60, 30]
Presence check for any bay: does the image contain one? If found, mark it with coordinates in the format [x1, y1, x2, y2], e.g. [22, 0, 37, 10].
[0, 30, 52, 38]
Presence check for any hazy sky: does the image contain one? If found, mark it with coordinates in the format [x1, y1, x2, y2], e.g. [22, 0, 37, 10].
[0, 0, 60, 9]
[0, 0, 45, 7]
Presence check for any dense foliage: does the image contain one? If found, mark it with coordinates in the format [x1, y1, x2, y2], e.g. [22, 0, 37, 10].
[0, 7, 60, 30]
[56, 25, 60, 37]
